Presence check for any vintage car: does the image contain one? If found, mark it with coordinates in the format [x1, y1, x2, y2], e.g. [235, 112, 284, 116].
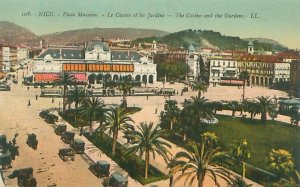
[8, 167, 36, 187]
[70, 139, 85, 154]
[58, 148, 75, 162]
[0, 152, 11, 169]
[89, 160, 110, 178]
[54, 124, 67, 135]
[104, 172, 128, 187]
[26, 133, 38, 150]
[0, 83, 10, 91]
[0, 134, 7, 152]
[61, 131, 75, 144]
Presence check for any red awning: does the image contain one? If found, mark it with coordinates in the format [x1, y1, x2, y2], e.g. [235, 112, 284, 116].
[35, 73, 59, 82]
[220, 80, 243, 86]
[72, 74, 87, 82]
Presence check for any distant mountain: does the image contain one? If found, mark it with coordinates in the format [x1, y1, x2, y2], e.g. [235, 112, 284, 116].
[0, 21, 169, 46]
[133, 29, 288, 51]
[0, 21, 39, 46]
[0, 21, 289, 51]
[41, 28, 169, 45]
[244, 38, 286, 48]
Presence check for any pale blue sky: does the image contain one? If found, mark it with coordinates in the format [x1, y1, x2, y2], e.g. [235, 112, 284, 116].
[0, 0, 299, 49]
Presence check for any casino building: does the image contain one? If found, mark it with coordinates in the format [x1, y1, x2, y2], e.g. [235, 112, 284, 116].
[33, 40, 157, 84]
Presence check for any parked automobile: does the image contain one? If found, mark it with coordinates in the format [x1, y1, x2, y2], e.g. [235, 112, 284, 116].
[104, 172, 128, 187]
[58, 148, 75, 162]
[70, 139, 85, 154]
[61, 131, 75, 144]
[26, 134, 38, 150]
[0, 152, 12, 169]
[54, 124, 67, 135]
[89, 160, 110, 178]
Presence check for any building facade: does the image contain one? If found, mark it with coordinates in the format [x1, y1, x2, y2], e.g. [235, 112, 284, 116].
[209, 57, 239, 86]
[290, 60, 300, 98]
[33, 41, 157, 84]
[2, 46, 17, 72]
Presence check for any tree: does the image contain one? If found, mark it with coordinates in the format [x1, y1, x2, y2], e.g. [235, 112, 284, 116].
[67, 86, 86, 123]
[54, 73, 75, 114]
[80, 96, 104, 135]
[179, 106, 196, 141]
[256, 96, 275, 124]
[183, 96, 214, 125]
[239, 71, 250, 115]
[230, 139, 251, 178]
[118, 80, 133, 108]
[243, 100, 258, 119]
[200, 132, 218, 149]
[193, 81, 208, 98]
[105, 106, 134, 156]
[170, 141, 232, 187]
[228, 101, 240, 117]
[269, 149, 295, 179]
[126, 122, 171, 179]
[162, 99, 181, 130]
[208, 101, 223, 115]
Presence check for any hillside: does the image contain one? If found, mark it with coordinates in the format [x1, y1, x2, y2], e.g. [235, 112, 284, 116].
[41, 28, 169, 45]
[244, 37, 286, 48]
[0, 21, 39, 46]
[0, 21, 169, 46]
[133, 29, 288, 51]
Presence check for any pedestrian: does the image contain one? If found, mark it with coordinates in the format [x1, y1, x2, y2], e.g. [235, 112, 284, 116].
[147, 95, 149, 100]
[52, 98, 54, 103]
[27, 86, 29, 91]
[155, 108, 157, 114]
[28, 100, 31, 106]
[35, 94, 38, 100]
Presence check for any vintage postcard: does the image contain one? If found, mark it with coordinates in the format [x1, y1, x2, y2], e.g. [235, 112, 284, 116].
[0, 0, 299, 187]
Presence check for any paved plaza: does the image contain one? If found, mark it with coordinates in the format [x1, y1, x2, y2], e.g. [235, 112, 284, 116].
[0, 64, 290, 187]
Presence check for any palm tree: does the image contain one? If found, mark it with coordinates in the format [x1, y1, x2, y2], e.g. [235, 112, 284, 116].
[126, 122, 171, 179]
[68, 86, 86, 123]
[163, 99, 180, 130]
[230, 139, 251, 178]
[179, 106, 196, 141]
[200, 132, 218, 149]
[105, 106, 134, 156]
[54, 73, 75, 114]
[256, 96, 275, 124]
[239, 71, 250, 115]
[269, 149, 295, 179]
[193, 81, 208, 97]
[118, 80, 133, 108]
[170, 140, 232, 187]
[80, 96, 104, 135]
[243, 100, 258, 119]
[228, 101, 239, 117]
[208, 101, 223, 115]
[183, 96, 214, 125]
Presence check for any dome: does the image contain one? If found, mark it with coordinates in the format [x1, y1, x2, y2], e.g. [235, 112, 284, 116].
[248, 40, 254, 46]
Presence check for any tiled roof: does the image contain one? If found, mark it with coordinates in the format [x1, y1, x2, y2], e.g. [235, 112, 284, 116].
[37, 48, 85, 59]
[111, 50, 142, 61]
[86, 41, 110, 52]
[237, 54, 283, 63]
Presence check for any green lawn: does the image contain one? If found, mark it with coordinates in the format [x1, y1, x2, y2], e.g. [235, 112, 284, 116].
[165, 115, 300, 185]
[207, 115, 300, 172]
